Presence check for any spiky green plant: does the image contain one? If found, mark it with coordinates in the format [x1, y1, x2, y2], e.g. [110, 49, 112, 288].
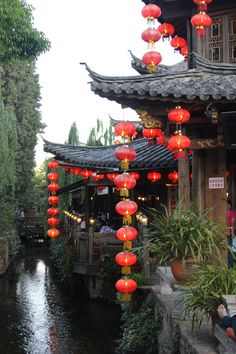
[180, 262, 236, 328]
[142, 203, 227, 265]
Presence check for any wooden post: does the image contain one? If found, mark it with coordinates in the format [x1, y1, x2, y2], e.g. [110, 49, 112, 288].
[192, 150, 205, 212]
[88, 227, 94, 265]
[178, 152, 190, 209]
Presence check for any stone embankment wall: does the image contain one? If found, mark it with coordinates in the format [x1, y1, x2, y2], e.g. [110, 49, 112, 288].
[0, 238, 8, 275]
[147, 267, 236, 354]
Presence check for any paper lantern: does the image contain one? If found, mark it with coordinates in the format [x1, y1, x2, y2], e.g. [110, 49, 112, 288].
[70, 167, 82, 175]
[115, 145, 137, 170]
[141, 4, 161, 25]
[114, 121, 136, 139]
[115, 278, 138, 301]
[129, 172, 140, 180]
[168, 107, 190, 124]
[181, 45, 188, 59]
[94, 174, 104, 181]
[141, 28, 161, 48]
[47, 160, 59, 169]
[47, 228, 59, 238]
[168, 171, 179, 183]
[115, 252, 137, 274]
[47, 207, 59, 216]
[47, 217, 59, 227]
[107, 173, 119, 181]
[47, 172, 59, 181]
[114, 173, 136, 197]
[142, 51, 162, 73]
[158, 23, 175, 39]
[48, 183, 59, 192]
[116, 226, 138, 248]
[115, 200, 138, 224]
[143, 128, 163, 139]
[147, 171, 162, 182]
[191, 12, 212, 36]
[170, 36, 187, 52]
[81, 169, 93, 179]
[193, 0, 213, 12]
[48, 195, 60, 205]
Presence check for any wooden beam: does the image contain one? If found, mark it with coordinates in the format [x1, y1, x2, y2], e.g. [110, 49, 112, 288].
[178, 153, 190, 208]
[190, 136, 224, 150]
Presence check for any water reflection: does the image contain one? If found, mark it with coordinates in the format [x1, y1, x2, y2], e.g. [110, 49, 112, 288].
[0, 245, 120, 354]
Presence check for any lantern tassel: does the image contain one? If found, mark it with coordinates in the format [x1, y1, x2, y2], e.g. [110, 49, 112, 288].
[121, 293, 131, 302]
[123, 241, 132, 250]
[120, 188, 129, 197]
[121, 161, 129, 170]
[121, 266, 131, 275]
[123, 215, 132, 225]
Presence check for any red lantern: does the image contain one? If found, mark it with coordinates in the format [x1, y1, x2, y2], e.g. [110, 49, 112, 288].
[116, 226, 138, 241]
[93, 173, 104, 181]
[168, 171, 179, 183]
[141, 28, 161, 48]
[115, 145, 137, 170]
[157, 133, 166, 145]
[48, 195, 60, 205]
[48, 183, 59, 192]
[107, 173, 119, 181]
[47, 207, 59, 216]
[141, 4, 161, 23]
[115, 278, 137, 301]
[47, 172, 59, 181]
[47, 217, 59, 227]
[115, 252, 137, 274]
[191, 12, 212, 36]
[70, 167, 82, 175]
[147, 171, 162, 182]
[47, 160, 59, 169]
[170, 36, 187, 52]
[115, 200, 138, 224]
[168, 131, 191, 159]
[114, 173, 136, 197]
[181, 45, 188, 59]
[193, 0, 213, 12]
[143, 128, 163, 139]
[47, 228, 60, 238]
[81, 169, 93, 179]
[158, 23, 175, 39]
[129, 172, 140, 180]
[168, 107, 190, 124]
[114, 121, 136, 139]
[142, 51, 162, 73]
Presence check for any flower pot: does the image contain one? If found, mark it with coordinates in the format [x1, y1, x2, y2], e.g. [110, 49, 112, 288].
[170, 258, 195, 283]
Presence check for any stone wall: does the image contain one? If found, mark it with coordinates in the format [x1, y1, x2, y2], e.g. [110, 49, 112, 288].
[147, 266, 236, 353]
[0, 238, 9, 275]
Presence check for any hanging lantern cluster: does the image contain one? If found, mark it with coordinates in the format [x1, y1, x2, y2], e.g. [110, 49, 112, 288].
[141, 3, 162, 72]
[165, 106, 192, 160]
[113, 122, 138, 302]
[191, 0, 213, 36]
[147, 171, 162, 183]
[47, 160, 60, 238]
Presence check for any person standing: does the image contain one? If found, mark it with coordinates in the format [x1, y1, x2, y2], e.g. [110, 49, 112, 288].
[227, 199, 236, 268]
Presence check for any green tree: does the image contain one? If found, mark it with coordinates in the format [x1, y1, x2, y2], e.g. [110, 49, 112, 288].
[87, 118, 113, 146]
[0, 0, 50, 61]
[66, 121, 79, 145]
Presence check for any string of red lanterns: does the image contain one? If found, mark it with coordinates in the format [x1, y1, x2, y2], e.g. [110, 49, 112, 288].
[113, 122, 138, 302]
[47, 160, 60, 238]
[191, 0, 213, 36]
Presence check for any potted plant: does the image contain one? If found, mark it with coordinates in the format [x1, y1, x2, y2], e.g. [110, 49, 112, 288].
[180, 262, 236, 328]
[140, 203, 227, 282]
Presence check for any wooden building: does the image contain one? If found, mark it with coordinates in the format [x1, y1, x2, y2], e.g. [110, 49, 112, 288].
[79, 0, 236, 223]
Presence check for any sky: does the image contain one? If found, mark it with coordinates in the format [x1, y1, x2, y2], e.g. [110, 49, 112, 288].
[28, 0, 183, 165]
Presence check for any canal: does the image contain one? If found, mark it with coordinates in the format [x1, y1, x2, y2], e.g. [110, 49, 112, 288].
[0, 243, 121, 354]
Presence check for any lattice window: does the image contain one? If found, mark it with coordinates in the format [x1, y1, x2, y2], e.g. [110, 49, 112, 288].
[229, 15, 236, 64]
[207, 14, 236, 63]
[208, 17, 223, 62]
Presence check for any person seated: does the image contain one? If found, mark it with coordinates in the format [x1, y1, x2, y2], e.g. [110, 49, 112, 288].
[99, 221, 116, 234]
[217, 304, 236, 340]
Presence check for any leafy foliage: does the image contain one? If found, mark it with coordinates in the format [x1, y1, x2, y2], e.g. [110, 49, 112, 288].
[180, 262, 236, 328]
[87, 118, 113, 146]
[50, 235, 74, 283]
[66, 121, 79, 145]
[0, 0, 50, 61]
[117, 296, 161, 354]
[6, 229, 21, 257]
[142, 203, 227, 264]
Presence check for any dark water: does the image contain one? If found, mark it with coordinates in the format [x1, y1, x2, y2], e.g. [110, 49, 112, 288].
[0, 243, 121, 354]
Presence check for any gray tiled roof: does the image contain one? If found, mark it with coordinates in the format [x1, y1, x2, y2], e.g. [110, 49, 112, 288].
[82, 53, 236, 103]
[43, 138, 178, 171]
